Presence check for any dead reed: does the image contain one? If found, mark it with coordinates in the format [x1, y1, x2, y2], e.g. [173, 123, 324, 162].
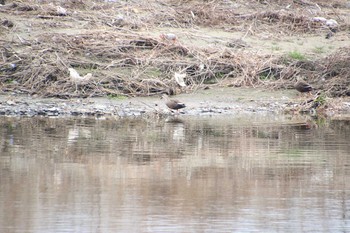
[0, 0, 349, 98]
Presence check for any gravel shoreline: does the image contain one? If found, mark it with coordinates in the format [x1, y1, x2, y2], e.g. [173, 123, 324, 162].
[1, 88, 349, 117]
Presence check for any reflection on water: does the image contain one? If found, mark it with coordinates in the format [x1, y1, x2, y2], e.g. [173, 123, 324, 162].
[0, 115, 349, 232]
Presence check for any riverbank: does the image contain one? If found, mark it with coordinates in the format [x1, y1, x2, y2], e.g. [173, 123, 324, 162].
[1, 87, 349, 117]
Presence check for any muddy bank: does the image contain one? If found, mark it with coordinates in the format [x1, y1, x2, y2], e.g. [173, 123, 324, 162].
[1, 88, 349, 117]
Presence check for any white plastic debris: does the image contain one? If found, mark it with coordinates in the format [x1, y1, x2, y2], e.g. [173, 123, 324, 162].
[83, 73, 92, 80]
[69, 68, 92, 84]
[174, 72, 187, 87]
[312, 17, 338, 28]
[57, 6, 67, 16]
[312, 17, 327, 22]
[160, 33, 177, 42]
[325, 19, 338, 28]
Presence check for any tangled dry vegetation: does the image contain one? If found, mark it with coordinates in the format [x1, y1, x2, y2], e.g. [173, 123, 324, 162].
[0, 0, 349, 98]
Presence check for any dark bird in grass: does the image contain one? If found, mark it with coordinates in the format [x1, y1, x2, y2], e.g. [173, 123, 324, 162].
[162, 94, 186, 112]
[294, 78, 313, 94]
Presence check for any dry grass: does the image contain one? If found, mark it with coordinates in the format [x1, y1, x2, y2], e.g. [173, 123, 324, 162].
[0, 0, 349, 98]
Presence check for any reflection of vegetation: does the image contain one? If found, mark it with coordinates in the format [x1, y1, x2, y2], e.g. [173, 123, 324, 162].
[256, 130, 278, 139]
[313, 116, 327, 127]
[282, 149, 303, 158]
[190, 124, 224, 137]
[5, 122, 15, 131]
[206, 128, 224, 137]
[2, 116, 349, 167]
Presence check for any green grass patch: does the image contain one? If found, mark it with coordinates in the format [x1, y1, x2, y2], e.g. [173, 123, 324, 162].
[4, 79, 15, 84]
[314, 93, 326, 106]
[288, 50, 305, 60]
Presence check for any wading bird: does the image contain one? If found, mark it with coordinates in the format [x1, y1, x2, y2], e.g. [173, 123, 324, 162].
[294, 78, 313, 94]
[162, 94, 186, 112]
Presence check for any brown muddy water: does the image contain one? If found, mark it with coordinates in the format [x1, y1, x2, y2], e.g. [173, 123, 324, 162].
[0, 114, 349, 233]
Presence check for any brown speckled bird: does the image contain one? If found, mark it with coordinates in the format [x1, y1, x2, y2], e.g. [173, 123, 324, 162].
[162, 94, 186, 112]
[294, 78, 313, 94]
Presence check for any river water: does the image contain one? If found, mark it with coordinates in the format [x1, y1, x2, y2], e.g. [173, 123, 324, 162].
[0, 114, 349, 233]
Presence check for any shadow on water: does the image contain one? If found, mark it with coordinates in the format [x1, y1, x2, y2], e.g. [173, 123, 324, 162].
[0, 114, 349, 232]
